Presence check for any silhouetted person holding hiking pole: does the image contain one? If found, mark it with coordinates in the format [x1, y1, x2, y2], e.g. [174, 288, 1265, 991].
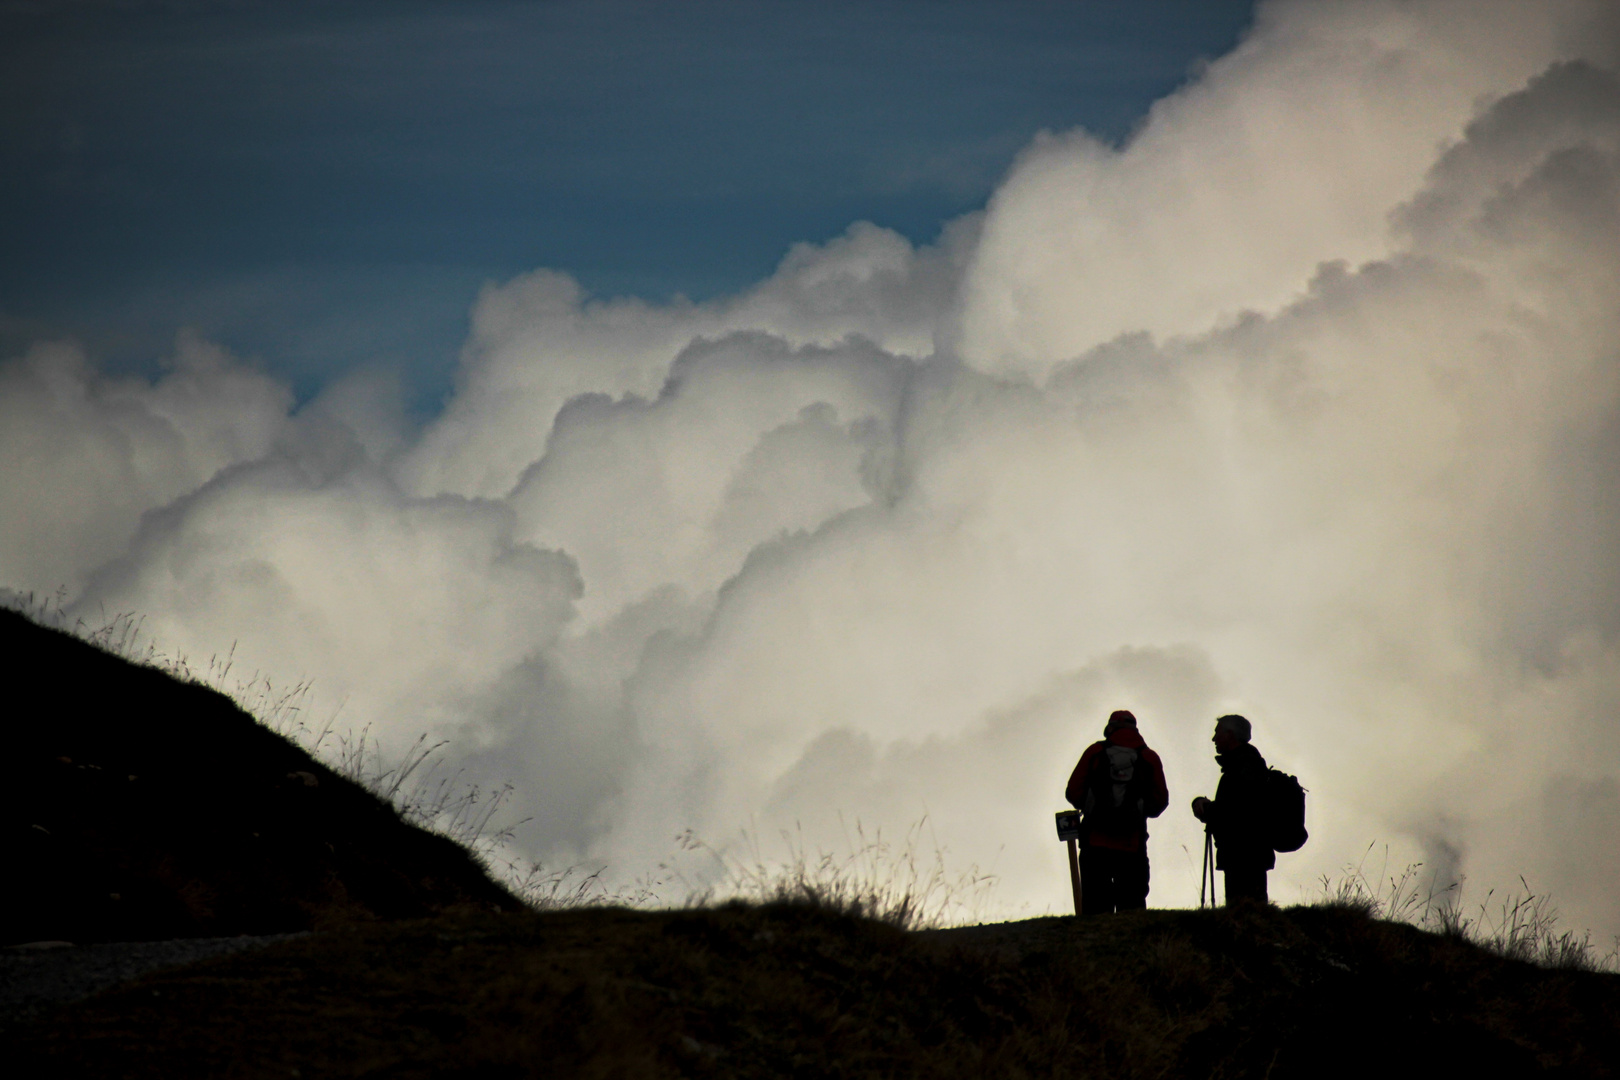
[1191, 714, 1308, 905]
[1064, 710, 1169, 914]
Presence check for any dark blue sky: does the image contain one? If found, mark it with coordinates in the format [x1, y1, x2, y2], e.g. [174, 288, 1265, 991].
[2, 0, 1255, 410]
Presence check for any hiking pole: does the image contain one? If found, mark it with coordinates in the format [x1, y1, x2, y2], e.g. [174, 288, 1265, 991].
[1199, 828, 1206, 908]
[1200, 827, 1214, 909]
[1208, 830, 1218, 907]
[1054, 810, 1083, 916]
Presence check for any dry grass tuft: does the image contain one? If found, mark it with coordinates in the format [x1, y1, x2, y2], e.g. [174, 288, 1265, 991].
[676, 817, 998, 930]
[1317, 843, 1619, 973]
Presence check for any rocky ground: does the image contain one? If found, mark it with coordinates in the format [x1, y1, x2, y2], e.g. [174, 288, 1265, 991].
[1, 933, 307, 1032]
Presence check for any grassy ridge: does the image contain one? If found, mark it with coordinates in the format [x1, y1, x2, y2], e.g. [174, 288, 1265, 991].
[10, 900, 1620, 1078]
[7, 600, 1619, 1076]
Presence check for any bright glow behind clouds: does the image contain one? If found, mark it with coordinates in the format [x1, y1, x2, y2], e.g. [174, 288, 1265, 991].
[3, 0, 1619, 932]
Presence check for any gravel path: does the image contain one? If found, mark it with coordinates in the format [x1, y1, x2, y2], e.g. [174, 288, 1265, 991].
[1, 933, 309, 1030]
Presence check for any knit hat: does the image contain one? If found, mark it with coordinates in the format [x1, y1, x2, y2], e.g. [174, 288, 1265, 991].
[1104, 709, 1138, 735]
[1215, 714, 1251, 742]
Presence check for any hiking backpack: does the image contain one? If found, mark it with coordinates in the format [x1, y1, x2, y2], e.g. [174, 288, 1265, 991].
[1265, 767, 1309, 853]
[1082, 744, 1148, 833]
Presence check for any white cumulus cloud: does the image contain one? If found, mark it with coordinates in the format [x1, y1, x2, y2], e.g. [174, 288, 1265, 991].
[4, 0, 1618, 937]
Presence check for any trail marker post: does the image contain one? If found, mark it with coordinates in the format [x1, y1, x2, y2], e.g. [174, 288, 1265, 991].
[1054, 810, 1083, 916]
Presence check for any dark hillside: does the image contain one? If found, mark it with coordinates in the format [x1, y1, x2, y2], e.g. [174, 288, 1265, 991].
[1, 608, 519, 945]
[8, 902, 1620, 1078]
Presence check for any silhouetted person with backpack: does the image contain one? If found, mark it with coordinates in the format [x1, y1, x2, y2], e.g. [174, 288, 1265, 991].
[1191, 713, 1292, 905]
[1065, 709, 1169, 914]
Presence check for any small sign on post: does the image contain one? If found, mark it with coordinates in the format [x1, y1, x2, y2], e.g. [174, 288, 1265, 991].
[1054, 810, 1082, 916]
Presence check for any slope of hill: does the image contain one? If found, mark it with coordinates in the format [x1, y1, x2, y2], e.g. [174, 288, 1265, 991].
[8, 901, 1620, 1078]
[1, 608, 520, 945]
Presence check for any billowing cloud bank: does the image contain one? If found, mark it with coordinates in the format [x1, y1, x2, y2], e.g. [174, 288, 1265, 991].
[5, 0, 1619, 930]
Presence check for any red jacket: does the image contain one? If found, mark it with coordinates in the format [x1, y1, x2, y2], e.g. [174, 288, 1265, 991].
[1065, 727, 1169, 851]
